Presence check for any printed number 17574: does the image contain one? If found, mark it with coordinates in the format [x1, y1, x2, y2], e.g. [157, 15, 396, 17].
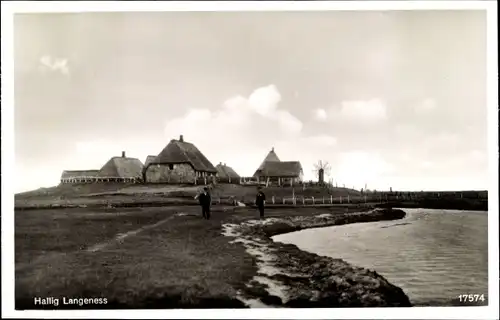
[458, 294, 486, 303]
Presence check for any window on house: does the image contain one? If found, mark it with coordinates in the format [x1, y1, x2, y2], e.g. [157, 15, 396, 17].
[169, 164, 174, 170]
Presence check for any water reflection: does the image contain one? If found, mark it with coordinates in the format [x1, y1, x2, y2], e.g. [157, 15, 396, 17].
[273, 209, 488, 306]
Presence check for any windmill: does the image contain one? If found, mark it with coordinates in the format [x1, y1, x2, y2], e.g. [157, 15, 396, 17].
[313, 160, 331, 185]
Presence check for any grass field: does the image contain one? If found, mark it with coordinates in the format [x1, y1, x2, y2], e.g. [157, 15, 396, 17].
[15, 204, 412, 309]
[16, 205, 256, 309]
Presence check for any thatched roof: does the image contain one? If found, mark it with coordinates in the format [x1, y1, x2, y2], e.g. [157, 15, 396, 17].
[151, 136, 217, 173]
[216, 163, 240, 179]
[254, 147, 281, 176]
[144, 155, 157, 167]
[97, 156, 144, 179]
[260, 161, 303, 178]
[61, 170, 99, 180]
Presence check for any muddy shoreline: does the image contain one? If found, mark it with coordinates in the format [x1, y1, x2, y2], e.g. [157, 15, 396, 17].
[222, 208, 412, 307]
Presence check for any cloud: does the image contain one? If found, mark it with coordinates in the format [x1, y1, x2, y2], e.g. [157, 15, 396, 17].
[163, 85, 307, 176]
[333, 151, 394, 189]
[414, 98, 437, 115]
[338, 99, 387, 122]
[313, 108, 328, 121]
[247, 85, 281, 116]
[316, 99, 388, 125]
[39, 55, 70, 75]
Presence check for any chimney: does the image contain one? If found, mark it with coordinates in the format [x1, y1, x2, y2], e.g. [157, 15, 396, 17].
[271, 147, 274, 152]
[122, 151, 126, 158]
[219, 162, 222, 165]
[179, 135, 184, 142]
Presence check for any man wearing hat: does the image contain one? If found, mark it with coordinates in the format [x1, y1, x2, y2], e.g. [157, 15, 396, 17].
[197, 186, 212, 220]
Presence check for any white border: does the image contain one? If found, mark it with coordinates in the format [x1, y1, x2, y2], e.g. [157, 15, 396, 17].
[1, 1, 498, 319]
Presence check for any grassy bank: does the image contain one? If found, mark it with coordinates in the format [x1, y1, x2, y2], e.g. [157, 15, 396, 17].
[223, 208, 411, 307]
[15, 204, 411, 309]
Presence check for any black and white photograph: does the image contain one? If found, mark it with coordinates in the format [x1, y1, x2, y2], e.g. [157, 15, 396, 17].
[1, 1, 498, 319]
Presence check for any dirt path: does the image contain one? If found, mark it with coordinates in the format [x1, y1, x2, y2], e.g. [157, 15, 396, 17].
[86, 213, 189, 252]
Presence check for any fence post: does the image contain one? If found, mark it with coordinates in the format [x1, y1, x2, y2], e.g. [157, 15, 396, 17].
[218, 198, 221, 204]
[364, 195, 367, 204]
[272, 196, 275, 204]
[312, 196, 315, 205]
[347, 194, 350, 203]
[302, 197, 305, 205]
[283, 198, 285, 204]
[330, 195, 333, 204]
[322, 196, 325, 204]
[340, 196, 342, 204]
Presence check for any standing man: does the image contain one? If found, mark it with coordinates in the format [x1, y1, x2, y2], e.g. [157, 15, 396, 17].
[198, 187, 212, 220]
[255, 186, 266, 219]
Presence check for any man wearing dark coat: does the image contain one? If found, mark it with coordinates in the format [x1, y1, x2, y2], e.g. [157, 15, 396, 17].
[198, 187, 212, 220]
[255, 187, 266, 218]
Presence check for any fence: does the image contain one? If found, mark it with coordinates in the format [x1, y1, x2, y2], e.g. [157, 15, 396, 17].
[278, 194, 374, 205]
[199, 191, 488, 207]
[207, 194, 381, 206]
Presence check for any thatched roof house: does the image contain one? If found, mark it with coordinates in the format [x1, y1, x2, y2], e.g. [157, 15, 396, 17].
[253, 147, 303, 185]
[60, 170, 99, 183]
[254, 147, 281, 177]
[144, 135, 217, 184]
[144, 155, 157, 167]
[260, 161, 303, 178]
[150, 135, 217, 173]
[97, 151, 144, 182]
[216, 162, 240, 179]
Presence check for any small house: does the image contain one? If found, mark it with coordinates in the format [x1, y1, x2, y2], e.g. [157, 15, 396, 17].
[96, 151, 144, 183]
[253, 147, 303, 186]
[216, 162, 240, 183]
[144, 135, 217, 184]
[60, 170, 99, 184]
[259, 161, 303, 186]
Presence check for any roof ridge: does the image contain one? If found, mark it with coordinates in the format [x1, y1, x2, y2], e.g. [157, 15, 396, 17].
[111, 156, 141, 161]
[174, 140, 192, 166]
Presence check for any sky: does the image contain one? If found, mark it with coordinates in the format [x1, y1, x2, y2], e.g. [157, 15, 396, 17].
[13, 10, 489, 193]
